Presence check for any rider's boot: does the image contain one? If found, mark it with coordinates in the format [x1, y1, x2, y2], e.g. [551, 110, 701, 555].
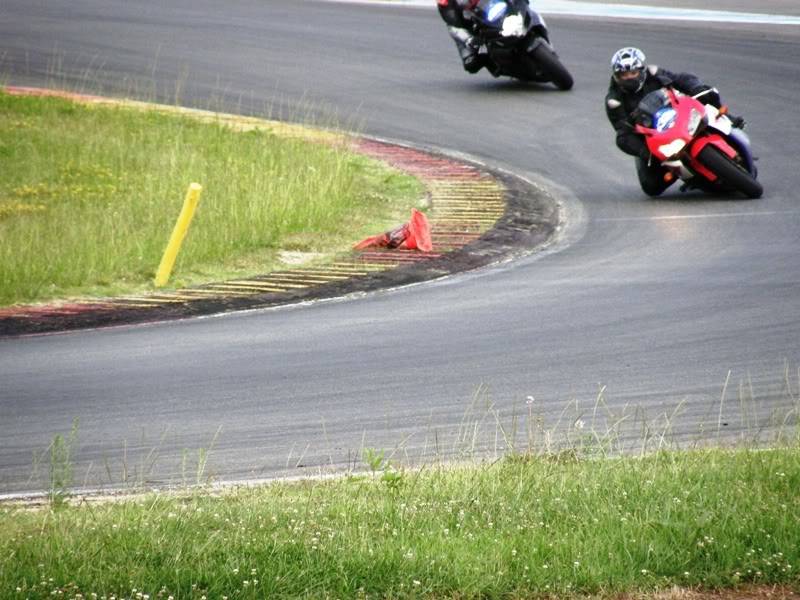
[449, 27, 483, 73]
[462, 51, 484, 73]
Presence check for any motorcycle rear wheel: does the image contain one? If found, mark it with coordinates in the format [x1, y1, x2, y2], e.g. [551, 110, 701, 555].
[696, 145, 763, 199]
[527, 44, 573, 91]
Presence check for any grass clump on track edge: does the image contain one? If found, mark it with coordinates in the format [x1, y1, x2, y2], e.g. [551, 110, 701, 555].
[0, 89, 425, 306]
[1, 446, 798, 599]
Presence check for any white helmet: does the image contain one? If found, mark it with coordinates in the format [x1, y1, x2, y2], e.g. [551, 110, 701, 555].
[611, 47, 647, 93]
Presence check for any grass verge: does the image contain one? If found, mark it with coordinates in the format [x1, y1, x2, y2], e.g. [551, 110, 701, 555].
[0, 89, 426, 306]
[1, 446, 798, 599]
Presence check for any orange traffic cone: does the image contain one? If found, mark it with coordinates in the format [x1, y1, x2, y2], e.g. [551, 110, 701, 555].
[354, 208, 432, 252]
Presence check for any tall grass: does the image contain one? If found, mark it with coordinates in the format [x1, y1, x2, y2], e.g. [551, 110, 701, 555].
[1, 447, 798, 599]
[0, 91, 424, 305]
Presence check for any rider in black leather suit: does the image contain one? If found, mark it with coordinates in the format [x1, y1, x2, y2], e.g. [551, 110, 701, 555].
[437, 0, 494, 74]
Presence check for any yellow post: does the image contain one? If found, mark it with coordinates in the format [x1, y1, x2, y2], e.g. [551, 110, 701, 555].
[154, 183, 203, 287]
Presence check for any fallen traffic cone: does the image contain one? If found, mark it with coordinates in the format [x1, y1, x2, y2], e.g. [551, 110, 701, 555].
[354, 208, 432, 252]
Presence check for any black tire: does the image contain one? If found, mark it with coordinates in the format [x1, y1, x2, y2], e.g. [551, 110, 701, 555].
[528, 43, 573, 90]
[696, 145, 763, 199]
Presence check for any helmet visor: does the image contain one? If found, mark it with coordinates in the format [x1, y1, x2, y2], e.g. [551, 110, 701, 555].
[614, 68, 645, 92]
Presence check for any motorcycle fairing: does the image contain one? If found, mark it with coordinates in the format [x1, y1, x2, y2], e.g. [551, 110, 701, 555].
[690, 103, 757, 176]
[687, 134, 737, 181]
[728, 128, 757, 174]
[526, 6, 546, 28]
[689, 134, 737, 161]
[472, 0, 546, 37]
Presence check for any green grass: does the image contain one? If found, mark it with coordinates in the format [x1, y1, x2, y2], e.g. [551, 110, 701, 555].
[4, 375, 797, 599]
[0, 90, 425, 306]
[1, 447, 799, 599]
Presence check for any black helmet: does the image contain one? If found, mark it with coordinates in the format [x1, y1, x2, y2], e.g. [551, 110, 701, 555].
[611, 47, 647, 93]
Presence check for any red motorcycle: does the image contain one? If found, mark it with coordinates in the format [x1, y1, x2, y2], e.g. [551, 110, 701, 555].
[634, 87, 762, 199]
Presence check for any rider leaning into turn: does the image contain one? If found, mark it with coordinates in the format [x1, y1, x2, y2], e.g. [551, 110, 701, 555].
[437, 0, 497, 75]
[605, 47, 745, 197]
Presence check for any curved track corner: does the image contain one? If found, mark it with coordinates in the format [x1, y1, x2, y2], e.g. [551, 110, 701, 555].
[0, 87, 562, 338]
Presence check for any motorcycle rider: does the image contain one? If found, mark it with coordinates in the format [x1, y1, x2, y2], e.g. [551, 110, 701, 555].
[437, 0, 496, 74]
[605, 47, 745, 196]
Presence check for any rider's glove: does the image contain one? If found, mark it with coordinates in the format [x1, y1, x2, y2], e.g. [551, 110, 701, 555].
[730, 115, 746, 129]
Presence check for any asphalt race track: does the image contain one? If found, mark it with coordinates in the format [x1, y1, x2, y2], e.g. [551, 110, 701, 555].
[1, 0, 798, 495]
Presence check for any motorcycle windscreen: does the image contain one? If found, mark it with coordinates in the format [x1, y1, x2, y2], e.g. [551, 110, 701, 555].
[635, 89, 671, 127]
[473, 0, 509, 22]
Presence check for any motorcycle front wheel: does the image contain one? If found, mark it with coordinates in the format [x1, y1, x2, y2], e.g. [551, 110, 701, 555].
[696, 145, 763, 199]
[527, 44, 573, 91]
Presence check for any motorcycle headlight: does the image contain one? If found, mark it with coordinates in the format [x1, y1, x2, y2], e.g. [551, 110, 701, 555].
[500, 13, 525, 37]
[687, 109, 703, 135]
[658, 139, 687, 158]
